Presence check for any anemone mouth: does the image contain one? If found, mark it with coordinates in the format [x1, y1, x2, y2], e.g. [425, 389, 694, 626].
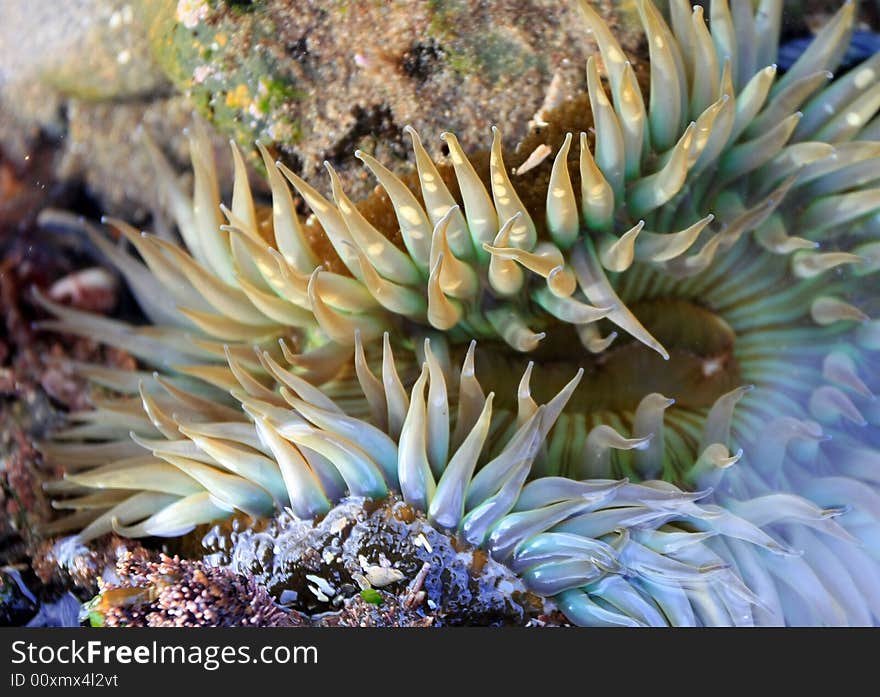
[445, 297, 740, 411]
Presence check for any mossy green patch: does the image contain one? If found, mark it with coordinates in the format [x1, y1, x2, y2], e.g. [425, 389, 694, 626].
[360, 588, 384, 605]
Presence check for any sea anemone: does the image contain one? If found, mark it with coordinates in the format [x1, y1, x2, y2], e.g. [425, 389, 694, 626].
[36, 0, 880, 626]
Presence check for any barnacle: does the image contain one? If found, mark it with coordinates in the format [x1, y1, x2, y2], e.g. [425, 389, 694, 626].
[37, 0, 880, 626]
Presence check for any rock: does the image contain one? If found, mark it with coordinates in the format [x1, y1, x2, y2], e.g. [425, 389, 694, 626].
[0, 0, 165, 134]
[144, 0, 646, 199]
[0, 0, 182, 218]
[202, 497, 547, 626]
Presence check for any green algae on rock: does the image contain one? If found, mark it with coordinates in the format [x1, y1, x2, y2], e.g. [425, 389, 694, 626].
[38, 0, 880, 626]
[147, 0, 307, 153]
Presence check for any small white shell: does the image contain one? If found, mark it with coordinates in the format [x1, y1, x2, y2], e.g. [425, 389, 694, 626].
[363, 566, 406, 588]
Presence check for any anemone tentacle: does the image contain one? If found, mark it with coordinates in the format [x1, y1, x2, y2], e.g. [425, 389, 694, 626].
[39, 0, 880, 626]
